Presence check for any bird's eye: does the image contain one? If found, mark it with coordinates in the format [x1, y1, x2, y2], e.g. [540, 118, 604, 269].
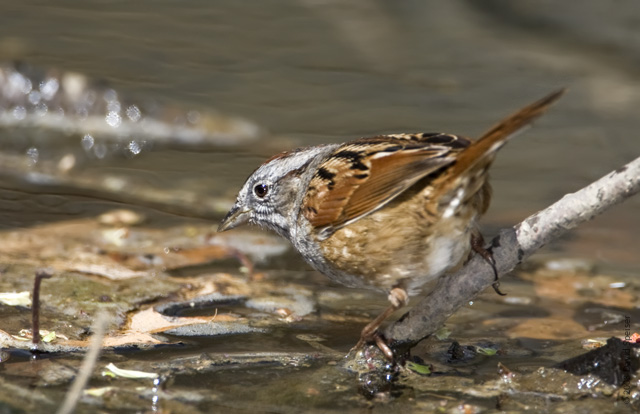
[253, 184, 269, 198]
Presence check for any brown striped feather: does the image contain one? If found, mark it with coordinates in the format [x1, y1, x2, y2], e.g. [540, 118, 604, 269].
[303, 134, 469, 229]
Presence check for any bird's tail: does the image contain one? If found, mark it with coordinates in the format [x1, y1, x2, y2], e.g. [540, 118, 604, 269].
[434, 88, 566, 214]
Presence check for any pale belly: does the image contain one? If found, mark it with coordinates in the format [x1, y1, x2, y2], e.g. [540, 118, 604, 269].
[317, 204, 475, 296]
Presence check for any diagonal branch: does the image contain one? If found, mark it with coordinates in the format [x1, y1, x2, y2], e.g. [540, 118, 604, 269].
[386, 155, 640, 354]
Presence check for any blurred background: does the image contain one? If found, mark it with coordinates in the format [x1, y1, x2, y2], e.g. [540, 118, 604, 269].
[0, 1, 639, 412]
[1, 0, 638, 272]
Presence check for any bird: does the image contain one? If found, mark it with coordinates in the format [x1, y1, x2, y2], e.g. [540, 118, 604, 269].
[218, 89, 565, 358]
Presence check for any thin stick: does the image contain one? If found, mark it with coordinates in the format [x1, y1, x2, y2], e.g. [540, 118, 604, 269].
[386, 155, 640, 353]
[32, 270, 53, 346]
[56, 311, 109, 414]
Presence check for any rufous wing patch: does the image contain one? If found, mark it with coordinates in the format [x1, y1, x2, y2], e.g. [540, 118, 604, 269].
[303, 138, 457, 230]
[303, 153, 368, 228]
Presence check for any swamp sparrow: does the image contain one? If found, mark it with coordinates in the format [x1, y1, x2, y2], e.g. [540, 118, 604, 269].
[219, 89, 565, 357]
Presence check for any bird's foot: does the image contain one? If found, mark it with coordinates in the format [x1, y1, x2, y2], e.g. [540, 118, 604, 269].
[471, 233, 506, 296]
[351, 288, 408, 360]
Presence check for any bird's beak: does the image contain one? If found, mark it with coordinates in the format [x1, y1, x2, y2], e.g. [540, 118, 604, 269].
[217, 205, 251, 232]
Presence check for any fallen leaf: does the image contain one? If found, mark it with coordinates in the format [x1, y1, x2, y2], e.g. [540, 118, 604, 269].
[128, 307, 236, 334]
[103, 363, 158, 379]
[0, 291, 30, 307]
[102, 332, 163, 348]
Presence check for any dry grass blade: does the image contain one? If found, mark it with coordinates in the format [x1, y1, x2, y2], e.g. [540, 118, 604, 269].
[56, 311, 109, 414]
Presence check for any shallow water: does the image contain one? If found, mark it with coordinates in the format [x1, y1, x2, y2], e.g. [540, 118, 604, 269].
[0, 1, 639, 412]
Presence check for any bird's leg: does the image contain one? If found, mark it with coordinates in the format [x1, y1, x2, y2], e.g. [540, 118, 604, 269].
[470, 232, 506, 296]
[352, 287, 408, 360]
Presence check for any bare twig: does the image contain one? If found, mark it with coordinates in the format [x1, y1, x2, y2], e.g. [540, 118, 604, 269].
[386, 155, 640, 353]
[32, 270, 53, 346]
[56, 311, 109, 414]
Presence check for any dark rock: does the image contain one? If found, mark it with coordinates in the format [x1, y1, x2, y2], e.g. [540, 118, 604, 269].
[554, 337, 640, 386]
